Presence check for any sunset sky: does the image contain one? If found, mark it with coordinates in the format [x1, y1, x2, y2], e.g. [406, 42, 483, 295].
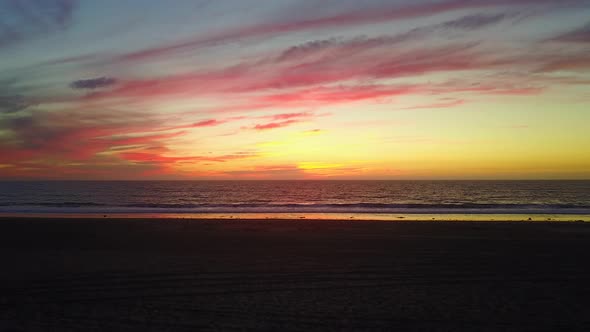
[1, 0, 589, 180]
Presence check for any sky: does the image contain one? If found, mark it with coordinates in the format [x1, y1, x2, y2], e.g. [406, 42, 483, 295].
[0, 0, 589, 180]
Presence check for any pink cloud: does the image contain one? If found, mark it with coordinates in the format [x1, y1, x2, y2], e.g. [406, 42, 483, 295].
[539, 56, 590, 72]
[266, 112, 314, 120]
[248, 112, 323, 130]
[253, 119, 302, 131]
[100, 131, 186, 148]
[0, 105, 261, 177]
[257, 85, 419, 105]
[192, 119, 223, 127]
[119, 151, 256, 164]
[82, 37, 557, 111]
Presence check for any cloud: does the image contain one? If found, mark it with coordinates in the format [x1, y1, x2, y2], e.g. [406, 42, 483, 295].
[114, 0, 567, 63]
[70, 77, 117, 90]
[156, 118, 237, 132]
[276, 38, 341, 62]
[223, 164, 308, 179]
[101, 131, 187, 148]
[448, 85, 544, 95]
[0, 109, 153, 159]
[81, 66, 249, 101]
[401, 99, 466, 110]
[81, 38, 551, 113]
[0, 81, 38, 114]
[118, 151, 256, 165]
[0, 95, 34, 114]
[0, 103, 261, 178]
[4, 1, 588, 180]
[273, 34, 425, 64]
[253, 120, 302, 131]
[222, 43, 497, 94]
[248, 112, 320, 130]
[0, 0, 77, 49]
[540, 56, 590, 72]
[441, 13, 511, 30]
[264, 112, 314, 121]
[257, 85, 419, 106]
[549, 22, 590, 43]
[96, 42, 484, 102]
[302, 129, 324, 135]
[191, 119, 224, 127]
[82, 24, 589, 110]
[271, 12, 510, 64]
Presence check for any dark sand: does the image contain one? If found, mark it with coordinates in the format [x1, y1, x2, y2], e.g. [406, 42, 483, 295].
[1, 218, 589, 331]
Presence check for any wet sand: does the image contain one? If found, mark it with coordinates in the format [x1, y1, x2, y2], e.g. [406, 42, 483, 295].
[1, 218, 589, 331]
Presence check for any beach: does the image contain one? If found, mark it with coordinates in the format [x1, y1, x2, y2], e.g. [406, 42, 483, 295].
[1, 218, 589, 331]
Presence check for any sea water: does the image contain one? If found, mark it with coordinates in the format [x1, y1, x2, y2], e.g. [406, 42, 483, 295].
[1, 180, 589, 221]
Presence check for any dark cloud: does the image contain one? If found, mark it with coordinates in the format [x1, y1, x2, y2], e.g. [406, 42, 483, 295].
[277, 38, 340, 62]
[0, 95, 34, 114]
[273, 12, 509, 64]
[0, 108, 151, 153]
[114, 0, 566, 63]
[275, 34, 419, 63]
[550, 22, 590, 43]
[441, 13, 510, 30]
[70, 77, 117, 90]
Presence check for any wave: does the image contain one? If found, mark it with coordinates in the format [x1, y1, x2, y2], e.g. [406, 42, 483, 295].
[1, 202, 590, 214]
[0, 202, 107, 208]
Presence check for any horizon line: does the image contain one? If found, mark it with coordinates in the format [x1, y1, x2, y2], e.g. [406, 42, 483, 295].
[1, 179, 589, 182]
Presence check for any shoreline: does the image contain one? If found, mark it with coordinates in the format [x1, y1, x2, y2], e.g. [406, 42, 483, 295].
[1, 212, 588, 222]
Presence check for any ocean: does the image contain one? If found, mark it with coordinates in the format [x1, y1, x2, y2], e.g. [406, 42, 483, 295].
[1, 180, 589, 221]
